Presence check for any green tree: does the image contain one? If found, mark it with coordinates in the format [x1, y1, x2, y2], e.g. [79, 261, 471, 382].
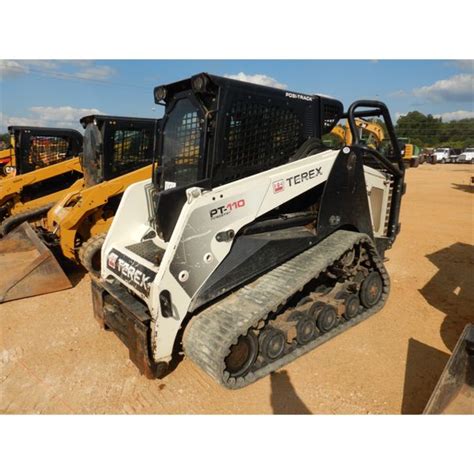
[395, 111, 474, 149]
[395, 111, 442, 147]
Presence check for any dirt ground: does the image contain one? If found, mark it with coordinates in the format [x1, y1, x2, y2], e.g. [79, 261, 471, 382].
[1, 164, 473, 414]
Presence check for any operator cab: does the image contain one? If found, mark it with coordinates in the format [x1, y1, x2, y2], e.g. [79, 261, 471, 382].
[152, 72, 344, 240]
[6, 126, 83, 176]
[80, 115, 160, 187]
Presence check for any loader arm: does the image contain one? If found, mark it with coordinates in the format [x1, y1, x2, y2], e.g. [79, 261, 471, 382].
[0, 148, 13, 165]
[0, 157, 83, 209]
[48, 165, 153, 260]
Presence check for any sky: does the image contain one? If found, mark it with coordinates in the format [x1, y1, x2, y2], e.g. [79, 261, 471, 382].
[0, 59, 473, 132]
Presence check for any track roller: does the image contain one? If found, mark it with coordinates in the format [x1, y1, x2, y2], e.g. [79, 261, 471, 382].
[316, 305, 338, 333]
[259, 326, 286, 362]
[360, 271, 383, 308]
[343, 294, 360, 320]
[296, 315, 318, 344]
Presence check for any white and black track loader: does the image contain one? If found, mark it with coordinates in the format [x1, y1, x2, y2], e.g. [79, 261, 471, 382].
[91, 73, 405, 388]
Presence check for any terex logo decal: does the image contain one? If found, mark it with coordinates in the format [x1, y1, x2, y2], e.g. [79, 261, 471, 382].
[107, 252, 118, 269]
[285, 166, 322, 187]
[210, 199, 246, 220]
[106, 249, 157, 297]
[272, 180, 285, 194]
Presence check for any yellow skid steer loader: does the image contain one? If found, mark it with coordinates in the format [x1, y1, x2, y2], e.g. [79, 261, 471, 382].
[0, 115, 159, 303]
[0, 126, 83, 230]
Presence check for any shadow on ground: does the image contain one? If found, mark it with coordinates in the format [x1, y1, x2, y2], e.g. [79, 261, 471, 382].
[451, 183, 474, 194]
[270, 370, 312, 414]
[419, 242, 474, 351]
[57, 256, 87, 287]
[67, 267, 87, 287]
[401, 338, 450, 414]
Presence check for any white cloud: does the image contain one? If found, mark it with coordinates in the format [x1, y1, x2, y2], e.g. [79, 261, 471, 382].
[434, 110, 474, 122]
[0, 106, 105, 131]
[0, 60, 29, 78]
[413, 73, 473, 103]
[453, 60, 474, 71]
[72, 65, 116, 81]
[225, 72, 287, 89]
[0, 60, 116, 82]
[23, 60, 60, 71]
[390, 89, 409, 98]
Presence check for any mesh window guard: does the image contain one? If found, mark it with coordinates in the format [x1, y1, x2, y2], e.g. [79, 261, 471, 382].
[224, 100, 303, 172]
[112, 129, 153, 176]
[29, 136, 69, 167]
[161, 98, 202, 187]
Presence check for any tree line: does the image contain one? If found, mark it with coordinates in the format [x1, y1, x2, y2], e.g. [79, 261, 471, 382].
[2, 111, 473, 150]
[394, 111, 473, 149]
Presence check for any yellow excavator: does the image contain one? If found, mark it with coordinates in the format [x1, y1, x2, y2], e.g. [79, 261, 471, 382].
[330, 118, 385, 149]
[0, 126, 83, 227]
[0, 115, 159, 303]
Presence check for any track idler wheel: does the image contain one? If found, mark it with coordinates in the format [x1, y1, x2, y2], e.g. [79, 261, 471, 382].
[316, 305, 338, 333]
[360, 271, 383, 308]
[225, 331, 258, 378]
[259, 327, 286, 362]
[343, 294, 360, 320]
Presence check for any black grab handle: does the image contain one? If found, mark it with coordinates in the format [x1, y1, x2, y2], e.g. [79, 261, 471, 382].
[343, 100, 404, 178]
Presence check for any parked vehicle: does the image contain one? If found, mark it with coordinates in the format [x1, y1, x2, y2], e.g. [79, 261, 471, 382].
[432, 147, 458, 163]
[420, 148, 434, 164]
[397, 138, 421, 168]
[456, 147, 474, 164]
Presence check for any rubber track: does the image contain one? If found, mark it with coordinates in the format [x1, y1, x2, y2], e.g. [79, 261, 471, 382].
[183, 230, 390, 389]
[0, 203, 53, 236]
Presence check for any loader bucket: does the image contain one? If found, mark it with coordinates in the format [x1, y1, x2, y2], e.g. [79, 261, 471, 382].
[0, 223, 71, 303]
[424, 324, 474, 414]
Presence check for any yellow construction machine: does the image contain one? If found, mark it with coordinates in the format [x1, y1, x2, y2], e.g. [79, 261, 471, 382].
[0, 126, 83, 229]
[0, 125, 83, 178]
[0, 115, 159, 302]
[330, 118, 385, 149]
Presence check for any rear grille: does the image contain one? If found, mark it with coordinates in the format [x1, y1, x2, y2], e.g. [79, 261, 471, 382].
[321, 102, 342, 134]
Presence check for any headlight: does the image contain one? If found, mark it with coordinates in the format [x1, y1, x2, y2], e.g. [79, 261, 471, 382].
[192, 73, 211, 93]
[154, 86, 167, 103]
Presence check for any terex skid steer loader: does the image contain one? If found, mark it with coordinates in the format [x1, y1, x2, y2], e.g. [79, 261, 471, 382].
[0, 116, 159, 303]
[0, 126, 83, 229]
[92, 73, 405, 388]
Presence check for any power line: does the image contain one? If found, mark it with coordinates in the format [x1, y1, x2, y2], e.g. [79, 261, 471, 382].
[2, 63, 153, 91]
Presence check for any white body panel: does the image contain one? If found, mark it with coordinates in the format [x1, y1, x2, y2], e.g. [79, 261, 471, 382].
[101, 148, 391, 362]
